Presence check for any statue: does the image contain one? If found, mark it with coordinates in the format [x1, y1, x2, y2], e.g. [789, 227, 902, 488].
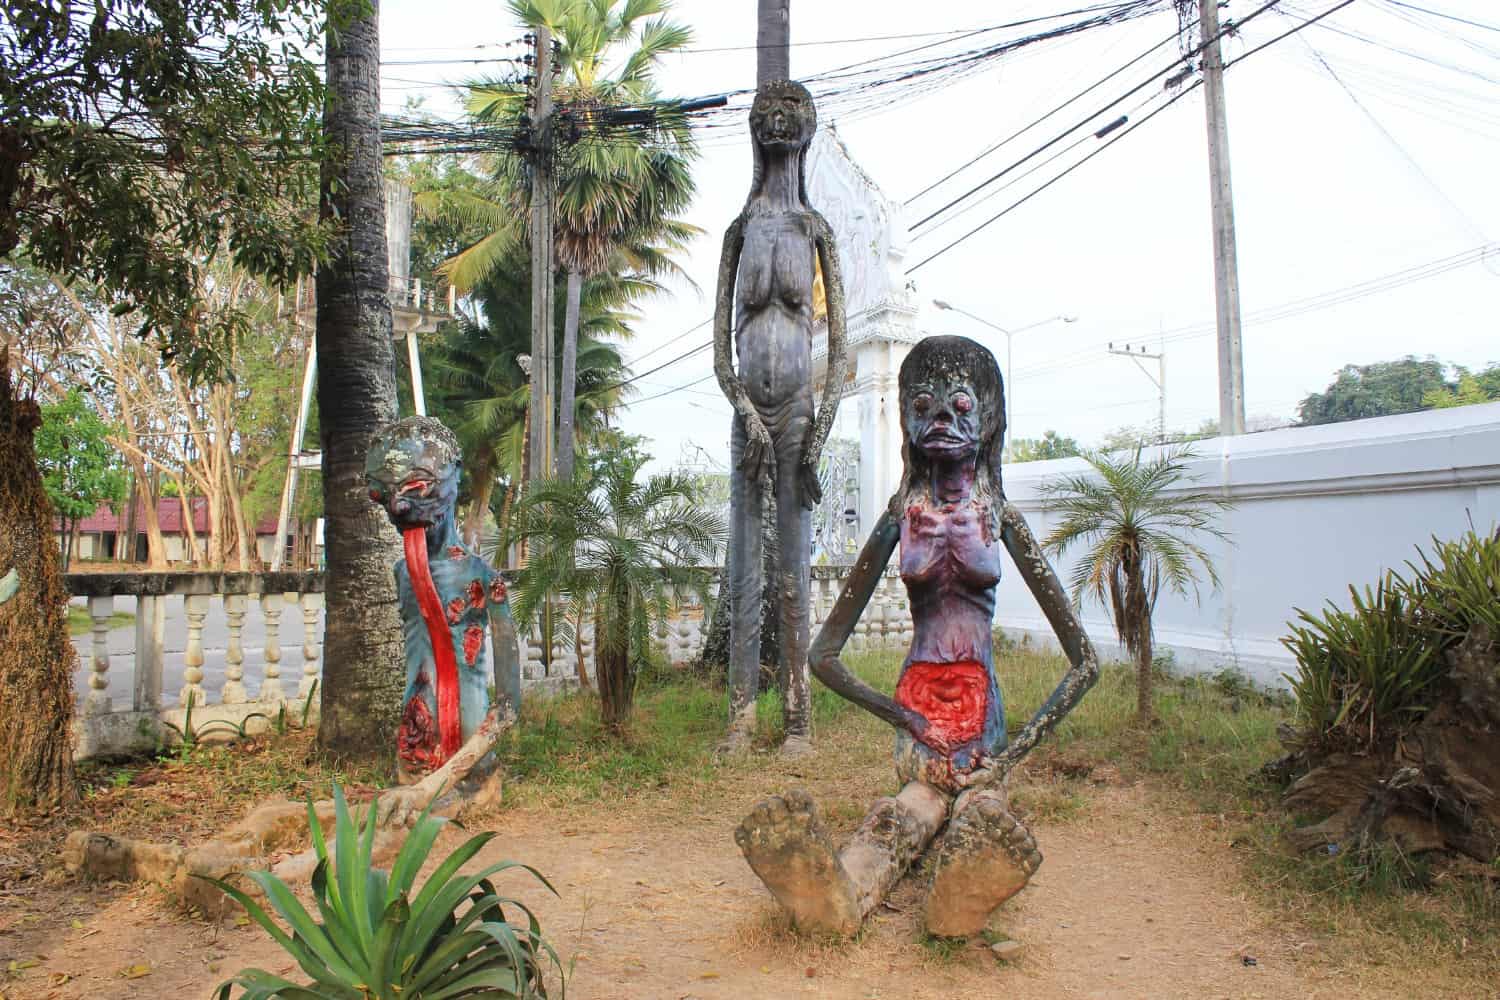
[365, 417, 521, 784]
[713, 79, 849, 752]
[734, 335, 1100, 937]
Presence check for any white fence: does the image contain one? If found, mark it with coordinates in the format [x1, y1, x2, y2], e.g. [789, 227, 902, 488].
[995, 401, 1500, 686]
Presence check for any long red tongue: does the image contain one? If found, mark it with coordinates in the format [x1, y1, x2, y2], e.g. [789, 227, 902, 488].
[403, 525, 462, 761]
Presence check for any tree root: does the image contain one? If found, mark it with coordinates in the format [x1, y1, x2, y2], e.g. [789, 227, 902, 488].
[63, 707, 513, 918]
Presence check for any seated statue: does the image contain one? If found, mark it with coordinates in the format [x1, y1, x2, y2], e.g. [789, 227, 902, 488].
[734, 335, 1100, 938]
[365, 416, 521, 784]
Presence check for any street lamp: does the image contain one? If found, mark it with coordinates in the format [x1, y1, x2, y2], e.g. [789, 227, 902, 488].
[931, 300, 1077, 437]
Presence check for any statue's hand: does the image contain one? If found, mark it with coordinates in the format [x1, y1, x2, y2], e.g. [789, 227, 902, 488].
[956, 744, 1021, 789]
[797, 456, 822, 509]
[902, 707, 939, 747]
[740, 415, 776, 484]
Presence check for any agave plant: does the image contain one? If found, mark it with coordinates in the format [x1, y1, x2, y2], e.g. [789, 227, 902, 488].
[205, 784, 561, 998]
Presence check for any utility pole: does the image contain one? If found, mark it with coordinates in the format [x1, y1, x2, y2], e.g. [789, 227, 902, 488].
[1108, 342, 1167, 445]
[526, 26, 557, 485]
[1199, 0, 1245, 435]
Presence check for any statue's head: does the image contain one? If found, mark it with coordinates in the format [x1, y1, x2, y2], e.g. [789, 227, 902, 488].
[896, 335, 1006, 512]
[749, 79, 816, 153]
[365, 416, 463, 535]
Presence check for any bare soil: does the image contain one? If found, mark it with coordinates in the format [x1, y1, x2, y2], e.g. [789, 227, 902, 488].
[0, 741, 1471, 1000]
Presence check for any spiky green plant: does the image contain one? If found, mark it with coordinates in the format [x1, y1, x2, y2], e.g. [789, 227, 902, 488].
[205, 784, 560, 998]
[1040, 446, 1233, 721]
[1283, 530, 1499, 752]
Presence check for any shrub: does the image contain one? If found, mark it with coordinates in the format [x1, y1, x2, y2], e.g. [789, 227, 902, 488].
[205, 784, 561, 998]
[1282, 530, 1499, 752]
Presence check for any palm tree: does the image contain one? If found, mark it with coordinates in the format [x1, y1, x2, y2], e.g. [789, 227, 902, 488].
[463, 0, 699, 480]
[503, 446, 725, 730]
[315, 0, 407, 755]
[1039, 447, 1232, 722]
[425, 249, 642, 547]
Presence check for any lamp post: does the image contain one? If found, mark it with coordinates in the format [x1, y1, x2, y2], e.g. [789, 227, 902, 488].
[931, 301, 1076, 437]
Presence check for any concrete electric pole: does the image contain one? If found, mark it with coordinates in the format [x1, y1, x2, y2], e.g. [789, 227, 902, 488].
[527, 26, 557, 485]
[1199, 0, 1245, 435]
[1108, 342, 1167, 445]
[757, 0, 791, 84]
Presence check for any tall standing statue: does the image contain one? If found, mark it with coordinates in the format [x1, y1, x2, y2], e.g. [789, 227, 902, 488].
[365, 417, 521, 785]
[735, 335, 1100, 937]
[714, 79, 848, 752]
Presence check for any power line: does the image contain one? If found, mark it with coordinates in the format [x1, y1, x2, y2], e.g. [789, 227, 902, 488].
[906, 0, 1357, 274]
[1386, 1, 1500, 34]
[628, 372, 717, 405]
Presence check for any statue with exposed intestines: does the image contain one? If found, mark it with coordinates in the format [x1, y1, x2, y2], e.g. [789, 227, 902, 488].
[714, 79, 848, 753]
[735, 335, 1100, 938]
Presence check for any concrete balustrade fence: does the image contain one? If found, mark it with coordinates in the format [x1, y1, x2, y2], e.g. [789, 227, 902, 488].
[63, 567, 918, 760]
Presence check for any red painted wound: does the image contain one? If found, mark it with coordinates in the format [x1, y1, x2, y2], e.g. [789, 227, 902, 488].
[463, 623, 484, 665]
[447, 545, 465, 559]
[445, 596, 465, 625]
[489, 577, 508, 604]
[895, 660, 988, 751]
[467, 579, 485, 608]
[403, 526, 463, 761]
[397, 682, 440, 772]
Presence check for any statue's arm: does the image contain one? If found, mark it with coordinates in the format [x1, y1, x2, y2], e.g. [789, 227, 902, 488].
[808, 212, 849, 471]
[487, 574, 522, 717]
[968, 503, 1100, 783]
[808, 508, 923, 733]
[713, 217, 774, 480]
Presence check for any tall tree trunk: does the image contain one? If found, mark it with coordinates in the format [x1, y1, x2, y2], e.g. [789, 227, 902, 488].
[0, 352, 76, 813]
[116, 470, 137, 561]
[463, 454, 495, 549]
[138, 470, 166, 568]
[316, 0, 406, 758]
[1127, 557, 1154, 723]
[757, 0, 791, 84]
[224, 466, 253, 570]
[555, 269, 582, 481]
[180, 494, 203, 567]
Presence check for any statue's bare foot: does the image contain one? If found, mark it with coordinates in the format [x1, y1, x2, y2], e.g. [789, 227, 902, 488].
[924, 791, 1040, 938]
[780, 732, 813, 758]
[717, 706, 757, 756]
[734, 790, 861, 937]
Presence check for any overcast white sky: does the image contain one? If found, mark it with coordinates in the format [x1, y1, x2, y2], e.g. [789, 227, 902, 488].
[380, 0, 1499, 470]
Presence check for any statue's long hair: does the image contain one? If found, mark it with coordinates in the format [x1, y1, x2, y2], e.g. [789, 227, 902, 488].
[893, 335, 1007, 530]
[745, 80, 815, 212]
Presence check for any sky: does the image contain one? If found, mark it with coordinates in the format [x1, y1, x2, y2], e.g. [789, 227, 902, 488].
[379, 0, 1499, 471]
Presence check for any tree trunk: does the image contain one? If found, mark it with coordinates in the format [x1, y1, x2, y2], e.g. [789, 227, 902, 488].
[463, 455, 495, 549]
[117, 470, 138, 562]
[180, 494, 203, 567]
[1136, 619, 1154, 723]
[137, 470, 166, 568]
[61, 516, 74, 571]
[756, 0, 791, 84]
[0, 352, 76, 813]
[224, 465, 253, 570]
[555, 269, 582, 481]
[597, 590, 634, 732]
[316, 0, 406, 759]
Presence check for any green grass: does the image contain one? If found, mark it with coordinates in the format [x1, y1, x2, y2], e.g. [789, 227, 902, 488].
[67, 606, 135, 635]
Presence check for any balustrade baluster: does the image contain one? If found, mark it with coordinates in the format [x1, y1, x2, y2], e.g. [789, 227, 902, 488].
[299, 592, 323, 699]
[220, 594, 248, 704]
[84, 596, 113, 715]
[179, 594, 209, 708]
[259, 592, 286, 702]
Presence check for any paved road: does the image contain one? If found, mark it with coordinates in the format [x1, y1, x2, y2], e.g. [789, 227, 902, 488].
[70, 596, 326, 710]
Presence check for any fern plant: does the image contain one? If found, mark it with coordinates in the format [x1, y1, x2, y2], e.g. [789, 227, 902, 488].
[205, 784, 560, 998]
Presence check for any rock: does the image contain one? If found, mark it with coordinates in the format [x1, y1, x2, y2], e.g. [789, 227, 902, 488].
[991, 940, 1024, 961]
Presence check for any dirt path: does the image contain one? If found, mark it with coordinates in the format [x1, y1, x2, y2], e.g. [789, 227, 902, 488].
[3, 756, 1427, 1000]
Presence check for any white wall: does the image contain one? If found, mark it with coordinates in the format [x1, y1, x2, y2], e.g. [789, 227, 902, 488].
[996, 402, 1500, 687]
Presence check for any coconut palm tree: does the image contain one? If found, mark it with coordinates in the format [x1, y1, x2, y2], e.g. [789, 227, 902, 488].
[503, 446, 725, 731]
[1039, 446, 1232, 722]
[457, 0, 698, 480]
[316, 1, 407, 755]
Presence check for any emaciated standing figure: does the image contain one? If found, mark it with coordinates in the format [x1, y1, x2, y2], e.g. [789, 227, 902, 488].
[735, 335, 1100, 937]
[714, 79, 848, 753]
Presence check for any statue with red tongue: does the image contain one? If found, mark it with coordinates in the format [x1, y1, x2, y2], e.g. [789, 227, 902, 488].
[365, 416, 521, 783]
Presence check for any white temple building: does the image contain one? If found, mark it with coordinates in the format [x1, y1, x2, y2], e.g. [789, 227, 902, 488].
[808, 127, 929, 548]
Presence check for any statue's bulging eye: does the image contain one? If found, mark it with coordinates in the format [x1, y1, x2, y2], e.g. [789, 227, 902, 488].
[953, 393, 973, 414]
[913, 393, 932, 414]
[369, 488, 382, 502]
